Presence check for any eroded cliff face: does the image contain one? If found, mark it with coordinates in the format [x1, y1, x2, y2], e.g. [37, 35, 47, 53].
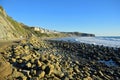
[0, 6, 30, 40]
[0, 6, 14, 39]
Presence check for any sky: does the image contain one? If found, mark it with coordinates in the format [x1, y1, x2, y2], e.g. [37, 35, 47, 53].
[0, 0, 120, 36]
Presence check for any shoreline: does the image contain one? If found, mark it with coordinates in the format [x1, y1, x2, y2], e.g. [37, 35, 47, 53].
[0, 36, 120, 79]
[47, 39, 120, 61]
[50, 36, 120, 48]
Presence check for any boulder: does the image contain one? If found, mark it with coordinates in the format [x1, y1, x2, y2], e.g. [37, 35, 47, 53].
[0, 54, 12, 79]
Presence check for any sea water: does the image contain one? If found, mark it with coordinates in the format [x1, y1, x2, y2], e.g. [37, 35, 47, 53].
[53, 36, 120, 48]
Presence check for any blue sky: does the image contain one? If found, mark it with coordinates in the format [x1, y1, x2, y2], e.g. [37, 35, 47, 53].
[0, 0, 120, 36]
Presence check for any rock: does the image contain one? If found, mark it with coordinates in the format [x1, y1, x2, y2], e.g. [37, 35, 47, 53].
[24, 45, 29, 50]
[11, 58, 16, 62]
[23, 76, 27, 80]
[49, 64, 54, 69]
[31, 64, 36, 68]
[75, 61, 79, 65]
[40, 55, 46, 61]
[54, 63, 61, 71]
[30, 69, 35, 76]
[9, 68, 26, 80]
[44, 66, 51, 74]
[31, 58, 35, 63]
[32, 54, 37, 58]
[26, 62, 32, 68]
[104, 74, 112, 80]
[37, 60, 42, 67]
[31, 77, 39, 80]
[64, 77, 69, 80]
[15, 45, 23, 50]
[14, 51, 22, 56]
[98, 71, 104, 76]
[43, 60, 49, 64]
[33, 70, 37, 75]
[16, 55, 20, 59]
[0, 55, 12, 79]
[16, 76, 23, 80]
[53, 76, 61, 80]
[22, 55, 31, 61]
[68, 68, 74, 74]
[54, 70, 64, 78]
[35, 51, 41, 57]
[85, 71, 90, 77]
[25, 50, 30, 54]
[21, 39, 27, 44]
[44, 64, 54, 75]
[68, 74, 73, 79]
[18, 59, 23, 63]
[92, 75, 102, 80]
[15, 75, 27, 80]
[22, 70, 30, 77]
[74, 66, 80, 73]
[41, 65, 47, 70]
[83, 76, 92, 80]
[39, 71, 45, 79]
[49, 54, 55, 60]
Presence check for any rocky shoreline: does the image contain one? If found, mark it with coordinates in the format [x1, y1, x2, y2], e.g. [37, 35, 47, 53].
[0, 36, 120, 80]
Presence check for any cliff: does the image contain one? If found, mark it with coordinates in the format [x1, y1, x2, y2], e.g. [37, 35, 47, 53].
[62, 32, 95, 37]
[0, 6, 95, 40]
[0, 6, 33, 39]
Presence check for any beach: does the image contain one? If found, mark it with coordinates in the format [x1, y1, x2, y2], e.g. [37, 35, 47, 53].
[0, 36, 120, 80]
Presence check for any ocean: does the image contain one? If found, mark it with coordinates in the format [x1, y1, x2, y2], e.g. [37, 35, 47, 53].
[53, 36, 120, 48]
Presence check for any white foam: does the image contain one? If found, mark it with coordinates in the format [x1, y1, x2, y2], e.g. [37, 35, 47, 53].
[54, 37, 120, 48]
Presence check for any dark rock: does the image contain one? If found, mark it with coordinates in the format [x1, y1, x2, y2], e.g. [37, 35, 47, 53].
[44, 66, 50, 74]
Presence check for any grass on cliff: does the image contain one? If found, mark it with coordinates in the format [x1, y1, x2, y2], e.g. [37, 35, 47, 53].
[0, 6, 4, 11]
[7, 16, 27, 35]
